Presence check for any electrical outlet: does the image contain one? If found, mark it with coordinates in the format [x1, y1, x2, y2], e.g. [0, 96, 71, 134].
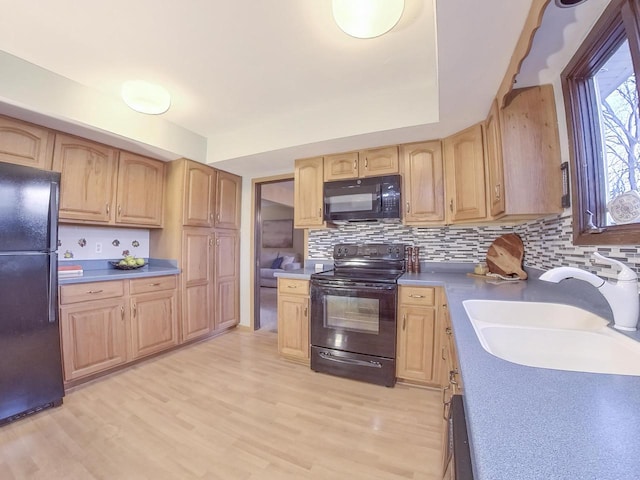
[95, 242, 102, 254]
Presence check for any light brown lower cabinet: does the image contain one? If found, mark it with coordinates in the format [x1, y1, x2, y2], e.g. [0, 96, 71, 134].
[277, 278, 310, 363]
[59, 276, 178, 385]
[396, 286, 441, 386]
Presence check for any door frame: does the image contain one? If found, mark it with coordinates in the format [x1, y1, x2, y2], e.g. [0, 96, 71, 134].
[250, 173, 294, 331]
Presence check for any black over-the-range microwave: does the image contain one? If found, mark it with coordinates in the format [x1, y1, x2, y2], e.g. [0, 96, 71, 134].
[323, 174, 401, 223]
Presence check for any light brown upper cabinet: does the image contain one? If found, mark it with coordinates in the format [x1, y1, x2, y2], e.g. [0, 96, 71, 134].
[215, 170, 241, 229]
[443, 123, 487, 223]
[183, 160, 216, 227]
[53, 134, 165, 227]
[294, 157, 325, 228]
[116, 151, 165, 227]
[323, 146, 399, 181]
[492, 85, 562, 221]
[483, 100, 506, 218]
[400, 141, 445, 225]
[53, 134, 118, 224]
[0, 116, 55, 170]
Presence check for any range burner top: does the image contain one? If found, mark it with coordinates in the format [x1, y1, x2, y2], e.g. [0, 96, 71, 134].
[311, 243, 406, 284]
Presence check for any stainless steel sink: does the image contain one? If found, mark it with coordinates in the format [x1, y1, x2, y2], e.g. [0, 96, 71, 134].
[462, 300, 640, 376]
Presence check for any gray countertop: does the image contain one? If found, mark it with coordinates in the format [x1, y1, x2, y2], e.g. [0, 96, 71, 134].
[282, 265, 640, 479]
[58, 258, 180, 285]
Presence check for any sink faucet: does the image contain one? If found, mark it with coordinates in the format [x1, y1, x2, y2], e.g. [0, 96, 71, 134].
[539, 253, 639, 331]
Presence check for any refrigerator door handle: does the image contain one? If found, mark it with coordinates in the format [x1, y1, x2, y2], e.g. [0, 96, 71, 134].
[48, 253, 57, 324]
[49, 182, 59, 252]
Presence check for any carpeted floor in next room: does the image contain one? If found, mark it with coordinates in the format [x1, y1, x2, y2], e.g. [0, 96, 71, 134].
[259, 286, 278, 332]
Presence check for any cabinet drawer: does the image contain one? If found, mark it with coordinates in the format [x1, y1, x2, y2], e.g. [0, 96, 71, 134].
[60, 280, 125, 305]
[130, 275, 177, 295]
[399, 286, 435, 306]
[277, 278, 309, 296]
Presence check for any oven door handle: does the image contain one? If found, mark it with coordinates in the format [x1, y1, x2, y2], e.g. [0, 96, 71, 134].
[319, 352, 383, 368]
[312, 282, 396, 292]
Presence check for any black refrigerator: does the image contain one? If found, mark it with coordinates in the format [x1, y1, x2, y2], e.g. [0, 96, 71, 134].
[0, 161, 64, 425]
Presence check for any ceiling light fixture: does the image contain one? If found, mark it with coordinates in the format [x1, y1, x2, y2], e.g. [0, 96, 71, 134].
[332, 0, 405, 39]
[121, 80, 171, 115]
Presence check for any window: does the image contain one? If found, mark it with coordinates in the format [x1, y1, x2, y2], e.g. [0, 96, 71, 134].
[562, 0, 640, 245]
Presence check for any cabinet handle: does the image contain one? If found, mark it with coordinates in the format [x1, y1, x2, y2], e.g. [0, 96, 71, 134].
[120, 306, 124, 319]
[148, 282, 161, 287]
[402, 314, 406, 330]
[442, 384, 452, 420]
[210, 213, 214, 220]
[406, 201, 410, 214]
[449, 199, 454, 212]
[216, 238, 220, 246]
[303, 306, 308, 317]
[132, 304, 137, 318]
[409, 294, 424, 298]
[364, 158, 368, 169]
[318, 207, 322, 217]
[105, 203, 110, 215]
[87, 289, 103, 294]
[353, 160, 357, 171]
[288, 285, 298, 289]
[441, 346, 446, 361]
[449, 369, 459, 386]
[446, 327, 452, 336]
[495, 184, 501, 200]
[209, 238, 213, 246]
[216, 213, 220, 221]
[118, 205, 122, 215]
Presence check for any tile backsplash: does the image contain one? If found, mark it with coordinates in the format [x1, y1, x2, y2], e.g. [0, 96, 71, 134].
[58, 225, 149, 261]
[307, 214, 640, 281]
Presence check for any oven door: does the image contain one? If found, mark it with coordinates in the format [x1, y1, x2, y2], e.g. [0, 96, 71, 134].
[310, 280, 397, 359]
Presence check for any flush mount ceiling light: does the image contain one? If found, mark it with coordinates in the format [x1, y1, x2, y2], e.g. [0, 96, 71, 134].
[121, 80, 171, 115]
[332, 0, 405, 39]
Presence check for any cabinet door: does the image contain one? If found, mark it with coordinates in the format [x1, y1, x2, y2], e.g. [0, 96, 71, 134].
[444, 123, 487, 223]
[277, 294, 310, 361]
[184, 161, 215, 227]
[59, 298, 127, 381]
[0, 116, 54, 170]
[116, 152, 165, 226]
[182, 229, 213, 341]
[484, 100, 506, 218]
[130, 290, 178, 359]
[53, 134, 118, 223]
[359, 146, 399, 177]
[294, 157, 324, 228]
[215, 170, 241, 229]
[400, 141, 445, 224]
[323, 152, 358, 181]
[397, 305, 438, 384]
[213, 230, 239, 330]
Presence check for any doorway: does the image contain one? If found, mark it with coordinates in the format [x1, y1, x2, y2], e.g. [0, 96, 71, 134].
[253, 176, 302, 331]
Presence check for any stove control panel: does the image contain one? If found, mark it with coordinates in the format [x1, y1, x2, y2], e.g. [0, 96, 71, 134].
[333, 243, 405, 260]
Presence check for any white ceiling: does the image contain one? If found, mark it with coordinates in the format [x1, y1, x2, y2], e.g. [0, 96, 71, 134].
[0, 1, 537, 177]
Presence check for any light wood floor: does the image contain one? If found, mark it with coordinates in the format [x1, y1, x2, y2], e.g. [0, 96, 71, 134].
[0, 330, 443, 480]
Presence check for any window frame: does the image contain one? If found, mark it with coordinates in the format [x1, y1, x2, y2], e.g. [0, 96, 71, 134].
[561, 0, 640, 245]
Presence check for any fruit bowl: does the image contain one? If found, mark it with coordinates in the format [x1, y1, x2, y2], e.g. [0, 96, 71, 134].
[109, 261, 145, 270]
